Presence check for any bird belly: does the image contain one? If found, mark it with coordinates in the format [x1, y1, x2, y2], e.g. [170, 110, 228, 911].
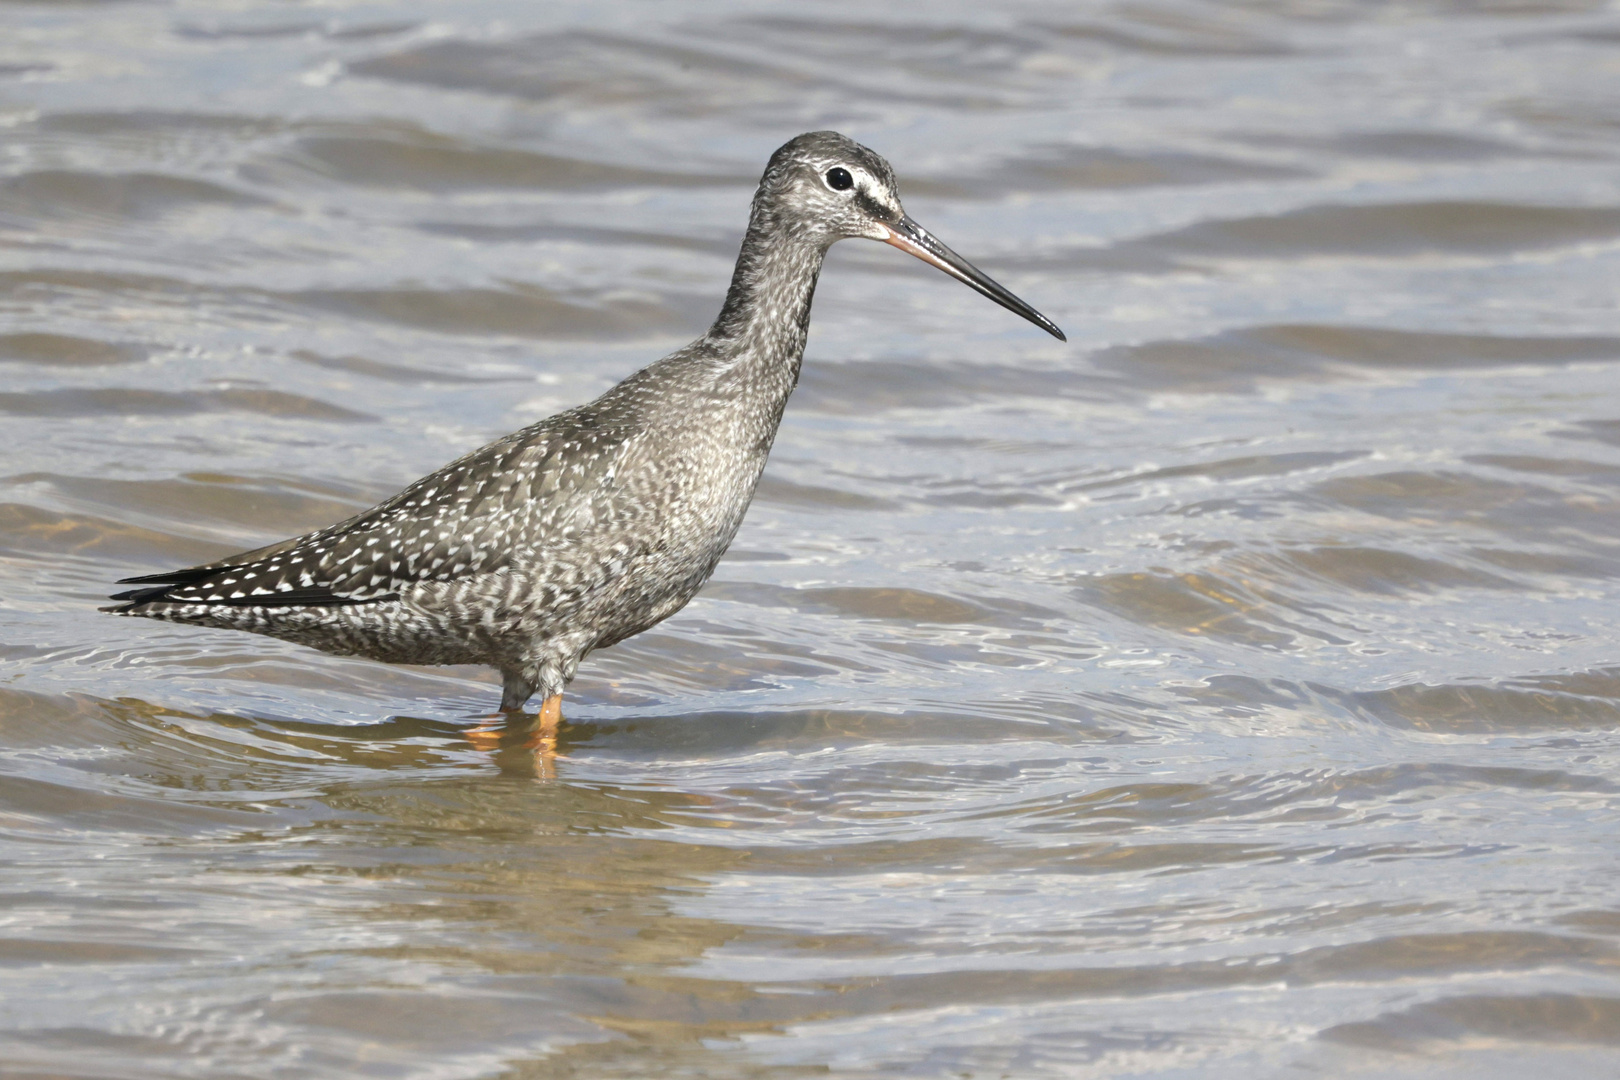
[127, 597, 491, 667]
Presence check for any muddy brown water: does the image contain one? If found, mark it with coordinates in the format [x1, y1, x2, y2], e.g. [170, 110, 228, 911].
[2, 1, 1620, 1077]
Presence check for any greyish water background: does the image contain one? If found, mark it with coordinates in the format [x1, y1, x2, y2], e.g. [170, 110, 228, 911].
[2, 0, 1620, 1076]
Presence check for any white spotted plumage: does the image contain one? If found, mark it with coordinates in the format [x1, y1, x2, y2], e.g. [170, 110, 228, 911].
[106, 131, 1063, 712]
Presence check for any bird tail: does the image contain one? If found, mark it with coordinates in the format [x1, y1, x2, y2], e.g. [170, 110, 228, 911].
[103, 567, 220, 612]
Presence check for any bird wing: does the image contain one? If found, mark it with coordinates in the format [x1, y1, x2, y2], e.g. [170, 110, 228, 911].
[110, 410, 634, 609]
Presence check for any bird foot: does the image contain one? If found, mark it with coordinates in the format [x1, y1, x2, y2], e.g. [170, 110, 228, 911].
[465, 694, 564, 776]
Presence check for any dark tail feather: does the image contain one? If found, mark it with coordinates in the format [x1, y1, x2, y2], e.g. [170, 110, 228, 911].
[105, 563, 393, 613]
[115, 566, 220, 587]
[105, 566, 222, 611]
[106, 584, 184, 607]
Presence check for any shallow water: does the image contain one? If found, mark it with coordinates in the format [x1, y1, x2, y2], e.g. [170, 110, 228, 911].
[2, 0, 1620, 1076]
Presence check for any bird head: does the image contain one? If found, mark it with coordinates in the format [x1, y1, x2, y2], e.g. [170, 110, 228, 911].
[757, 131, 1065, 341]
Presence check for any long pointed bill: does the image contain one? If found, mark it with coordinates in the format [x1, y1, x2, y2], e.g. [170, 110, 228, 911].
[879, 215, 1065, 341]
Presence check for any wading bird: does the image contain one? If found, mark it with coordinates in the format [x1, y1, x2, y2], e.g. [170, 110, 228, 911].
[107, 131, 1063, 739]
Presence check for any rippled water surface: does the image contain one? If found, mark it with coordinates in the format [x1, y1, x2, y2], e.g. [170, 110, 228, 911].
[4, 1, 1620, 1076]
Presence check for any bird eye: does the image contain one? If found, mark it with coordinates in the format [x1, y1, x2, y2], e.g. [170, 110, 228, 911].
[825, 167, 854, 191]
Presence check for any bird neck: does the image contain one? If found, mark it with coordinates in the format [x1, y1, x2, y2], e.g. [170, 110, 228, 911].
[707, 205, 829, 372]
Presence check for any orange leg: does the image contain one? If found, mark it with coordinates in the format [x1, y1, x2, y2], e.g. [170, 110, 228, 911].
[533, 694, 563, 745]
[528, 693, 563, 779]
[466, 693, 564, 773]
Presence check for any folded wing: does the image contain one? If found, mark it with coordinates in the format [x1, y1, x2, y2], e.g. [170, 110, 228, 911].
[108, 411, 632, 611]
